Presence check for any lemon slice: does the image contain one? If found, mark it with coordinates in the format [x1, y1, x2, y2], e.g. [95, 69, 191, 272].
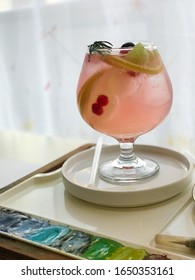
[102, 43, 163, 75]
[77, 70, 105, 116]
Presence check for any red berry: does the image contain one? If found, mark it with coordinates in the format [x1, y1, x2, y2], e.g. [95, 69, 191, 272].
[119, 49, 129, 55]
[92, 103, 103, 115]
[96, 95, 109, 106]
[127, 70, 139, 77]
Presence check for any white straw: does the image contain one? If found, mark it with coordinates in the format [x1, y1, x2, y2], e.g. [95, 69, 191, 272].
[88, 137, 103, 187]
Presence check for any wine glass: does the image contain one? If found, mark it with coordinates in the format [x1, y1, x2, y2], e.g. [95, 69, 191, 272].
[76, 41, 173, 184]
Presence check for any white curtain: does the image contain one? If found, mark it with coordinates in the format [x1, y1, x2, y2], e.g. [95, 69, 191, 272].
[0, 0, 195, 151]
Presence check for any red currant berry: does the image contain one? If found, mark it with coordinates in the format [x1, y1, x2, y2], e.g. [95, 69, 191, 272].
[92, 103, 103, 115]
[96, 95, 109, 106]
[119, 49, 129, 55]
[127, 70, 139, 77]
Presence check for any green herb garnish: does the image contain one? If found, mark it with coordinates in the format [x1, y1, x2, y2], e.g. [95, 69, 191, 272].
[88, 41, 113, 61]
[88, 41, 113, 54]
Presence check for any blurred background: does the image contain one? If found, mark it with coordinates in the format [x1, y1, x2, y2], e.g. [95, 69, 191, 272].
[0, 0, 194, 151]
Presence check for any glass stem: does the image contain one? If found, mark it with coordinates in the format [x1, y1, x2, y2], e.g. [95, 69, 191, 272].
[118, 142, 136, 163]
[99, 141, 159, 183]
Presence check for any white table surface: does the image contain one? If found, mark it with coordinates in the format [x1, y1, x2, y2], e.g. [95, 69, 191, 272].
[0, 130, 86, 188]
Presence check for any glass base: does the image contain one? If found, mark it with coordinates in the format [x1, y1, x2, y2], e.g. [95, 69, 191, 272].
[99, 157, 159, 184]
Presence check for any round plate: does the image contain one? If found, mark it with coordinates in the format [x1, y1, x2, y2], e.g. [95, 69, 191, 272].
[62, 145, 193, 207]
[192, 184, 195, 203]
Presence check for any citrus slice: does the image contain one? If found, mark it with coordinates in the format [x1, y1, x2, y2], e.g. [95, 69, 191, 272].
[77, 70, 105, 116]
[78, 68, 122, 128]
[102, 43, 163, 75]
[126, 43, 149, 64]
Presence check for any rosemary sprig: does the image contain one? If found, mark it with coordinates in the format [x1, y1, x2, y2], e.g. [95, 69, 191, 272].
[88, 41, 113, 54]
[88, 41, 113, 61]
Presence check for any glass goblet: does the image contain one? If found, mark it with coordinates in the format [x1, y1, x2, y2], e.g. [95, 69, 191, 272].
[77, 41, 173, 184]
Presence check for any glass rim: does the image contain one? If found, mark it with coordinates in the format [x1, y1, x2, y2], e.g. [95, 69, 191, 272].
[87, 41, 157, 54]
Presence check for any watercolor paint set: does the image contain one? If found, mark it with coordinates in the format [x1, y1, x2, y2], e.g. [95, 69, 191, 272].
[0, 206, 184, 260]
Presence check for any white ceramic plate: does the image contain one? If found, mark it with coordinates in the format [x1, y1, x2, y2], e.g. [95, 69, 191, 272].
[62, 145, 193, 207]
[193, 185, 195, 202]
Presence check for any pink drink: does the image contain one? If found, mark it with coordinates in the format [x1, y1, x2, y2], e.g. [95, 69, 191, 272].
[77, 47, 173, 142]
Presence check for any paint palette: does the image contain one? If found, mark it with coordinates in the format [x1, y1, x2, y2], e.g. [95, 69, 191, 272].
[0, 206, 187, 260]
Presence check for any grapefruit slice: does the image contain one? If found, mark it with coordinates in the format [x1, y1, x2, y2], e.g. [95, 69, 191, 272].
[78, 69, 121, 122]
[102, 43, 163, 75]
[77, 70, 105, 116]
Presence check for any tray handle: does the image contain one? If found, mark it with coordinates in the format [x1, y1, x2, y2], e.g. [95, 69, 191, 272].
[0, 143, 95, 194]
